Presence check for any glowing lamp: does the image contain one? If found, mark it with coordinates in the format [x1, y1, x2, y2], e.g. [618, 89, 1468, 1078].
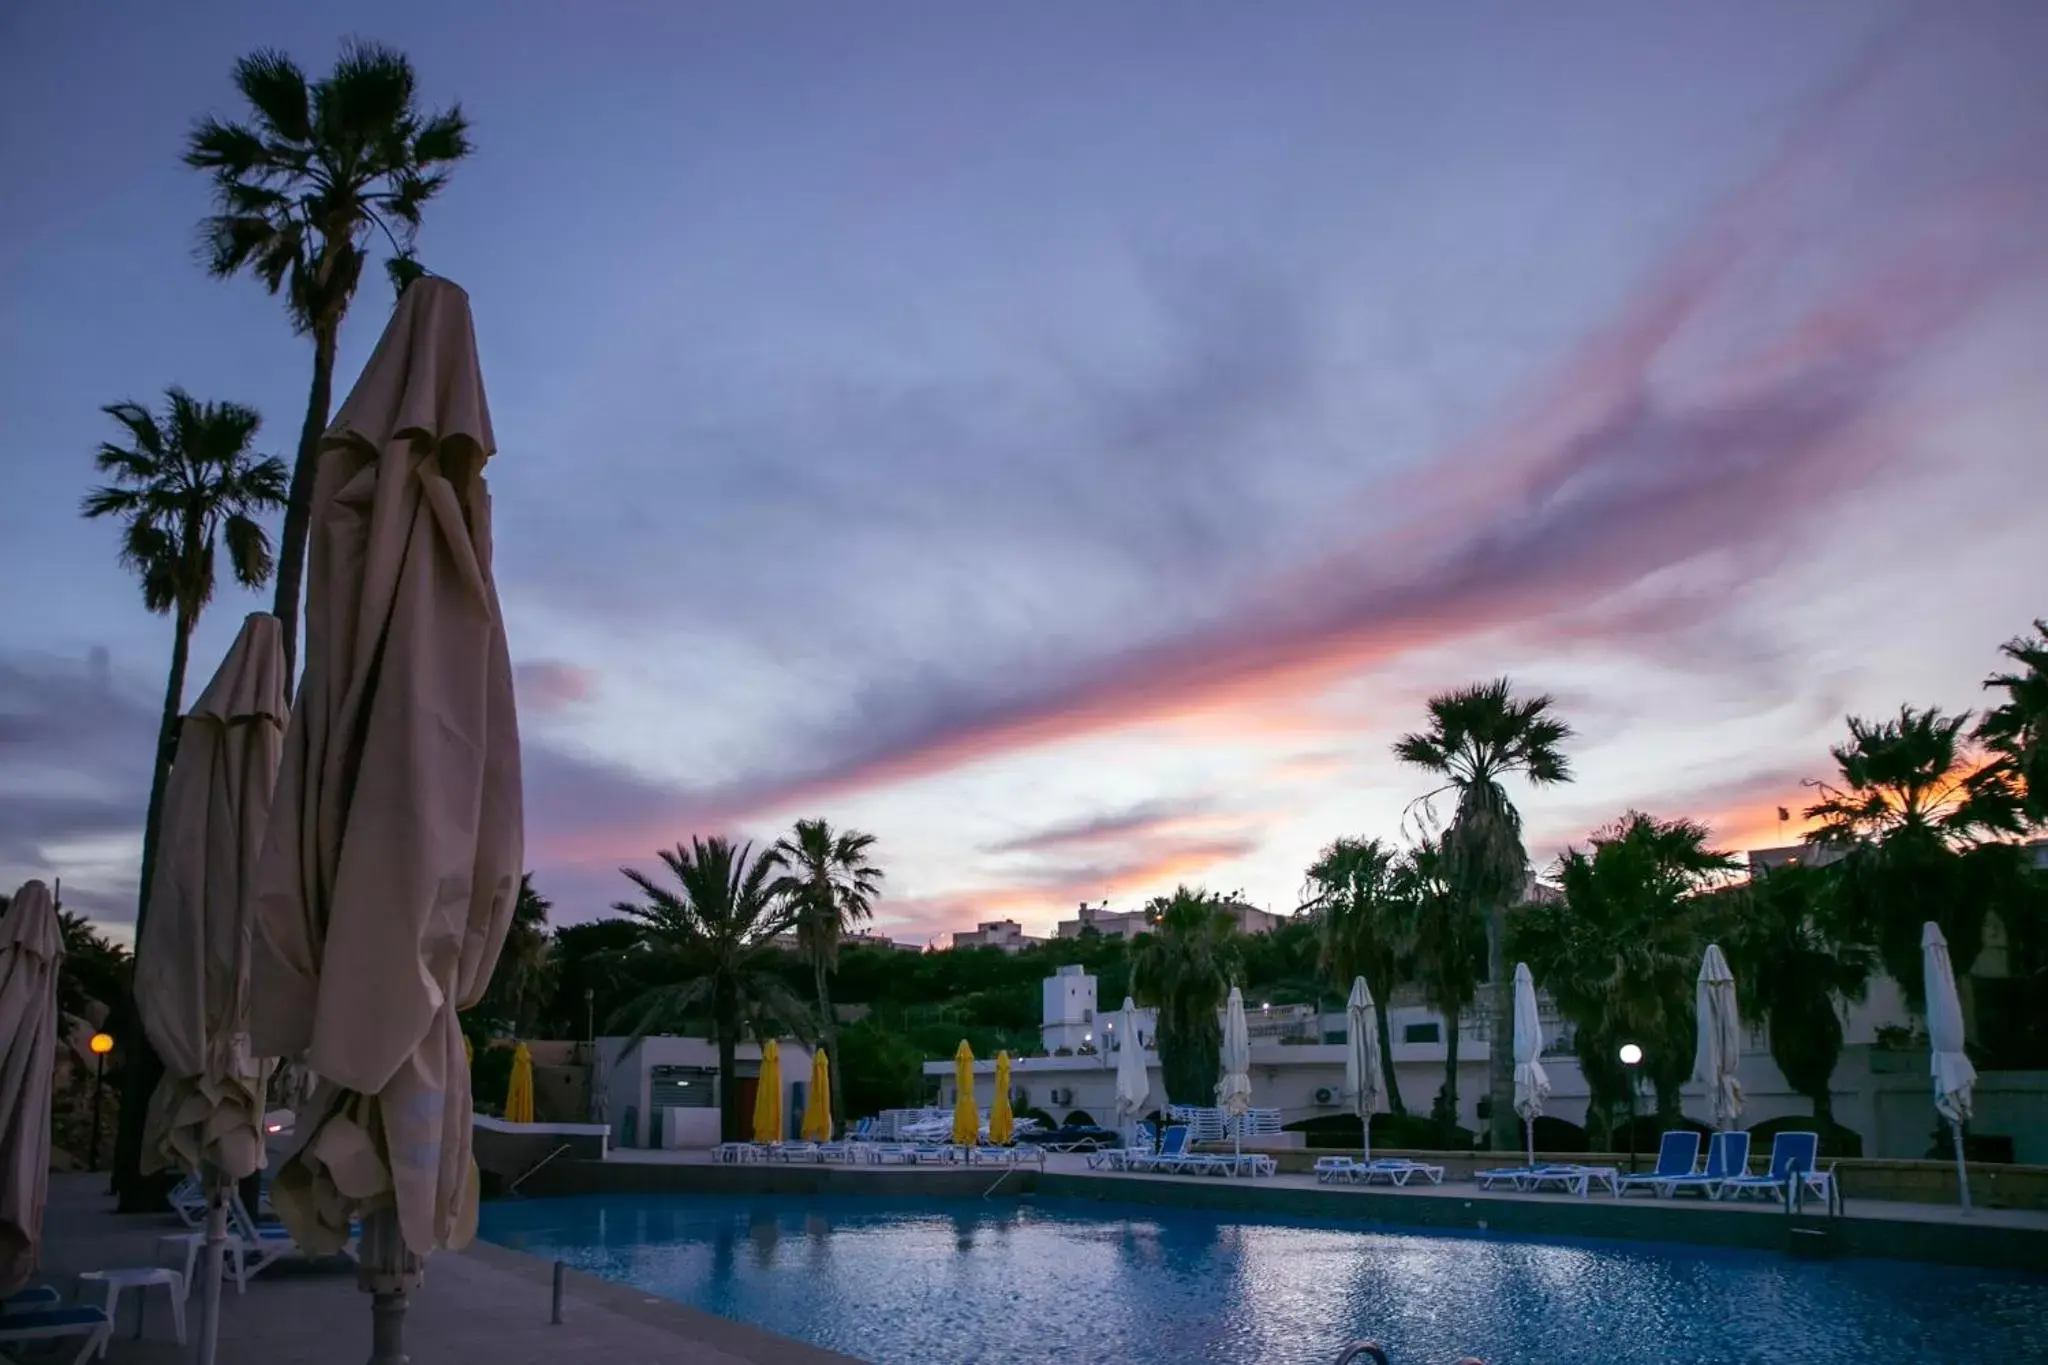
[1618, 1043, 1643, 1066]
[89, 1032, 114, 1056]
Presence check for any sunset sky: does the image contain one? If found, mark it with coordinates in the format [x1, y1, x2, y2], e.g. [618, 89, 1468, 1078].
[4, 2, 2047, 946]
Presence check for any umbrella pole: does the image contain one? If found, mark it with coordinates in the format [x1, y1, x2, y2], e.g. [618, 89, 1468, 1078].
[199, 1173, 226, 1365]
[1950, 1118, 1972, 1214]
[360, 1207, 417, 1365]
[1525, 1116, 1535, 1171]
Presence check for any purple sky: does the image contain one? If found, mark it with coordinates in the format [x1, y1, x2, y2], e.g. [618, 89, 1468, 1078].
[4, 2, 2047, 944]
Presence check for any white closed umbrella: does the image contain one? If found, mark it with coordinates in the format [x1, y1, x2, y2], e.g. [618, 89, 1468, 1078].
[135, 612, 286, 1365]
[1112, 997, 1149, 1149]
[251, 278, 524, 1364]
[1217, 986, 1253, 1157]
[1344, 978, 1384, 1164]
[1511, 962, 1549, 1170]
[0, 881, 63, 1299]
[1692, 944, 1743, 1133]
[1922, 921, 1976, 1212]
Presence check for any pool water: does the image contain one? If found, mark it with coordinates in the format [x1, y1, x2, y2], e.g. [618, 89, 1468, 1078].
[479, 1194, 2048, 1364]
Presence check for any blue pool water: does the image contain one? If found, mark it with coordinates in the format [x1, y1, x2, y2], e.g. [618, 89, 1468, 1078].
[480, 1194, 2048, 1364]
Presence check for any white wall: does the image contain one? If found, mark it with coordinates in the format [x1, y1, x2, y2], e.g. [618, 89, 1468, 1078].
[599, 1035, 814, 1149]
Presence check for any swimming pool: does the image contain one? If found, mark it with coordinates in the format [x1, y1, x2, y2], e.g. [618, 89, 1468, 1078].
[480, 1193, 2048, 1363]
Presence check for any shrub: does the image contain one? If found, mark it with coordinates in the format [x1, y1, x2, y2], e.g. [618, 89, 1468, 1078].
[1742, 1114, 1864, 1160]
[1282, 1113, 1476, 1151]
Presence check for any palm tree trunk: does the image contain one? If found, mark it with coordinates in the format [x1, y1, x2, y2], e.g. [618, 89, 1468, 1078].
[1487, 902, 1516, 1151]
[1374, 999, 1405, 1116]
[716, 1001, 741, 1145]
[813, 959, 844, 1138]
[113, 608, 195, 1209]
[1441, 1004, 1461, 1138]
[271, 325, 339, 689]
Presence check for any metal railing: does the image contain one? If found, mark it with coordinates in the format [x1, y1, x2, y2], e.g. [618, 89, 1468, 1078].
[1332, 1344, 1485, 1365]
[507, 1143, 573, 1197]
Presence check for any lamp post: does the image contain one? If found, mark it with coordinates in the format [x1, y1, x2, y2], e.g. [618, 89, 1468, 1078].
[1618, 1042, 1643, 1173]
[86, 1032, 115, 1171]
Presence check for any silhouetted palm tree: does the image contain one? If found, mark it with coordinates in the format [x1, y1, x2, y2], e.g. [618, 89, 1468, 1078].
[1395, 679, 1573, 1150]
[1402, 835, 1485, 1132]
[771, 819, 883, 1136]
[1131, 886, 1238, 1106]
[186, 41, 471, 681]
[1302, 837, 1409, 1116]
[474, 876, 554, 1037]
[610, 838, 806, 1141]
[1512, 812, 1734, 1146]
[1978, 621, 2048, 825]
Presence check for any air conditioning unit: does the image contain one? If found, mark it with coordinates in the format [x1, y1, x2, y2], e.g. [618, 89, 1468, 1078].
[1050, 1087, 1074, 1106]
[1314, 1086, 1338, 1106]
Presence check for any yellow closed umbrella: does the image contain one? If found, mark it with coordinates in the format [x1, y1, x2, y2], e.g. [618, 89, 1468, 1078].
[505, 1042, 535, 1124]
[990, 1052, 1014, 1145]
[463, 1035, 473, 1067]
[802, 1049, 832, 1142]
[753, 1040, 783, 1144]
[951, 1040, 979, 1146]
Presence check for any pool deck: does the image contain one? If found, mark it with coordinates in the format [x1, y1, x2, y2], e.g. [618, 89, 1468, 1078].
[535, 1148, 2048, 1272]
[36, 1174, 858, 1364]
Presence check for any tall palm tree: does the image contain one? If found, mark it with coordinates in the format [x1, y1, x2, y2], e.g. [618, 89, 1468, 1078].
[1720, 863, 1876, 1129]
[81, 388, 285, 1205]
[1978, 620, 2048, 825]
[1131, 886, 1237, 1106]
[1394, 679, 1574, 1150]
[610, 838, 808, 1141]
[1512, 813, 1733, 1147]
[186, 41, 472, 681]
[1402, 836, 1485, 1133]
[1302, 837, 1409, 1116]
[771, 818, 884, 1134]
[1806, 706, 2023, 997]
[474, 875, 554, 1037]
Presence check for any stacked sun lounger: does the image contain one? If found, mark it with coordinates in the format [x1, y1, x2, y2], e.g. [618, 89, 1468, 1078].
[1314, 1156, 1446, 1186]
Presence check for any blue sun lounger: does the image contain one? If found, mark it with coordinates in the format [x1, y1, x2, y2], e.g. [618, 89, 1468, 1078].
[0, 1305, 114, 1365]
[1616, 1130, 1702, 1197]
[1656, 1130, 1750, 1199]
[1716, 1130, 1821, 1207]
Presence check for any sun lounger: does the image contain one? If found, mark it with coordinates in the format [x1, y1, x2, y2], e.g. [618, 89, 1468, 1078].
[0, 1305, 113, 1365]
[1475, 1164, 1543, 1191]
[1616, 1131, 1703, 1198]
[1653, 1130, 1749, 1199]
[1715, 1131, 1820, 1207]
[1520, 1164, 1619, 1196]
[2, 1285, 63, 1315]
[1128, 1125, 1193, 1173]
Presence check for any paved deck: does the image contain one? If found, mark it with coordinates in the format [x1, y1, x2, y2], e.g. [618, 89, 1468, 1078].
[36, 1174, 856, 1364]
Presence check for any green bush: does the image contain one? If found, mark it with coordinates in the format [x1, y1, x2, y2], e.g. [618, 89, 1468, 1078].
[1283, 1113, 1477, 1151]
[837, 1020, 927, 1121]
[1744, 1114, 1864, 1160]
[470, 1044, 514, 1116]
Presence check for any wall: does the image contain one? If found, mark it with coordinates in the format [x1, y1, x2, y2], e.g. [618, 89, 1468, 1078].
[598, 1035, 814, 1149]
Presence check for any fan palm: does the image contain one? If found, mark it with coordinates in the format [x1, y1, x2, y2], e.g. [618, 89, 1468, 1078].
[1394, 679, 1573, 1149]
[1131, 886, 1238, 1105]
[1302, 837, 1409, 1116]
[610, 838, 808, 1141]
[1978, 621, 2048, 825]
[1720, 863, 1876, 1128]
[1512, 812, 1733, 1147]
[473, 875, 554, 1037]
[1402, 835, 1486, 1132]
[770, 818, 884, 1135]
[1806, 706, 2023, 997]
[186, 41, 471, 681]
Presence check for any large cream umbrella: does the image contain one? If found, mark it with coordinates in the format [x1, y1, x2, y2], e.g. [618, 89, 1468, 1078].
[249, 277, 523, 1365]
[134, 612, 286, 1365]
[1217, 987, 1253, 1158]
[1111, 997, 1150, 1150]
[0, 881, 63, 1298]
[1922, 921, 1976, 1212]
[1511, 962, 1550, 1169]
[1345, 977, 1385, 1164]
[1692, 944, 1743, 1132]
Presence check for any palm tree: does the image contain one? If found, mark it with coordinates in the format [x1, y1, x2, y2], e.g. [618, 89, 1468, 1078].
[1402, 836, 1485, 1134]
[1394, 679, 1574, 1150]
[186, 41, 472, 681]
[1130, 886, 1237, 1106]
[770, 818, 884, 1134]
[1302, 837, 1409, 1116]
[81, 388, 285, 1207]
[473, 875, 554, 1037]
[1720, 863, 1876, 1130]
[1806, 706, 2023, 997]
[1512, 813, 1734, 1147]
[1978, 621, 2048, 825]
[610, 838, 808, 1141]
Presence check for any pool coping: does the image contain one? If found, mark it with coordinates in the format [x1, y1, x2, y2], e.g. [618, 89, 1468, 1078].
[465, 1235, 863, 1363]
[513, 1158, 2048, 1274]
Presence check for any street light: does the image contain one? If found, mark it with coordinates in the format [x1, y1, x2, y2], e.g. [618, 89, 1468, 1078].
[1618, 1042, 1643, 1173]
[86, 1032, 114, 1172]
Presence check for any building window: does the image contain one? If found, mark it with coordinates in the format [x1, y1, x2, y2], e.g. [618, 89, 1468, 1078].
[1403, 1022, 1441, 1044]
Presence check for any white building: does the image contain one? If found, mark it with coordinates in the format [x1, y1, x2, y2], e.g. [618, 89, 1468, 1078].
[1053, 898, 1285, 941]
[922, 962, 2048, 1162]
[950, 919, 1045, 952]
[596, 1035, 814, 1150]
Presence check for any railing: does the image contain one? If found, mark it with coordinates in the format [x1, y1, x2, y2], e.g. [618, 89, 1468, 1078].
[507, 1143, 573, 1197]
[1331, 1343, 1485, 1364]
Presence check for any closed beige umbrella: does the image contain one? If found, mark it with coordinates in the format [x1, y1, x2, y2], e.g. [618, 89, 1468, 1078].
[0, 880, 64, 1298]
[135, 611, 286, 1365]
[250, 277, 522, 1363]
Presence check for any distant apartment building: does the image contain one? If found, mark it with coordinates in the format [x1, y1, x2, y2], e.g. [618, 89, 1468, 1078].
[844, 929, 922, 953]
[1749, 837, 2048, 875]
[1054, 898, 1284, 941]
[950, 918, 1045, 952]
